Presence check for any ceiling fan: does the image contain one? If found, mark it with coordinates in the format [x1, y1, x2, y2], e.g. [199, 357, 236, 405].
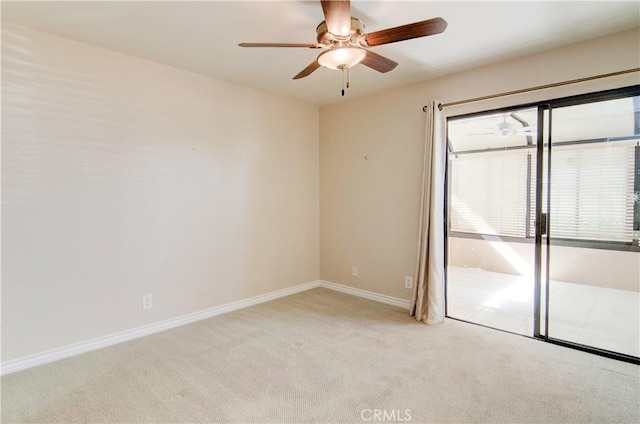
[468, 113, 537, 138]
[239, 0, 447, 91]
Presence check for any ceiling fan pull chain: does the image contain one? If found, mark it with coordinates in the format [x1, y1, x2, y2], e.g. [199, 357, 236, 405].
[341, 68, 345, 96]
[346, 67, 350, 89]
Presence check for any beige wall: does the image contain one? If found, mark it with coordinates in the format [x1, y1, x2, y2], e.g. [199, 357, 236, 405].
[448, 237, 640, 292]
[1, 23, 320, 361]
[320, 28, 640, 300]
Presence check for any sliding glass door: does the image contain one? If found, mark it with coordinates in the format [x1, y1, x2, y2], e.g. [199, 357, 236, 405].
[447, 86, 640, 362]
[447, 107, 538, 336]
[539, 93, 640, 359]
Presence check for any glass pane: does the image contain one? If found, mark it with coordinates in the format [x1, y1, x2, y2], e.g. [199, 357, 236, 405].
[448, 108, 537, 152]
[447, 108, 537, 336]
[546, 96, 640, 358]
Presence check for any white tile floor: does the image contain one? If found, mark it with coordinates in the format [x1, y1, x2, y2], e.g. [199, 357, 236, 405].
[447, 266, 640, 358]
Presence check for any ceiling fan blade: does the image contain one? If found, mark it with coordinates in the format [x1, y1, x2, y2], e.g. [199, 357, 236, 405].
[293, 60, 321, 80]
[321, 0, 351, 37]
[364, 17, 447, 46]
[239, 42, 321, 48]
[361, 50, 398, 73]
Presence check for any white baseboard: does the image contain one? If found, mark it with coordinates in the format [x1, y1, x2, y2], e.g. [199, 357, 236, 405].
[319, 281, 411, 309]
[1, 279, 408, 375]
[1, 280, 320, 376]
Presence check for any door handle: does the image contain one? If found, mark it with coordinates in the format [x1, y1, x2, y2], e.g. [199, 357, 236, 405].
[538, 213, 548, 235]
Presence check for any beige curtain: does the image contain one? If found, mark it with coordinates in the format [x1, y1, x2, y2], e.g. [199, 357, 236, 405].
[410, 100, 446, 324]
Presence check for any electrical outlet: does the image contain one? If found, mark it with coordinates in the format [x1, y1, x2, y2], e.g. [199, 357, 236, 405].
[142, 294, 153, 310]
[351, 266, 359, 277]
[404, 276, 413, 289]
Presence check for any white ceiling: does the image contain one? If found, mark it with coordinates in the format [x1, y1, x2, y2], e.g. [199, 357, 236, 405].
[2, 1, 639, 106]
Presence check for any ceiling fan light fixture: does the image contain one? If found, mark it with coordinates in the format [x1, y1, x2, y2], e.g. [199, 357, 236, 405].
[317, 46, 366, 70]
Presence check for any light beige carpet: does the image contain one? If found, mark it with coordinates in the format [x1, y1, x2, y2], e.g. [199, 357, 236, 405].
[2, 288, 639, 423]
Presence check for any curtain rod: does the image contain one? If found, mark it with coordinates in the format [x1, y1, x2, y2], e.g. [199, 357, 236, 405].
[423, 68, 640, 112]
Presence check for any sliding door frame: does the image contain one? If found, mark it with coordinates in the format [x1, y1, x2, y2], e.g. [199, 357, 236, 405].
[445, 84, 640, 365]
[534, 85, 640, 364]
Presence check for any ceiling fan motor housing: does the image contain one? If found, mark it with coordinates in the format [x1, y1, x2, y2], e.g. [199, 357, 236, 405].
[316, 18, 365, 45]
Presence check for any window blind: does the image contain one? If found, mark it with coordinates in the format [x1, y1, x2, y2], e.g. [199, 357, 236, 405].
[452, 141, 635, 243]
[541, 142, 636, 243]
[450, 150, 529, 237]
